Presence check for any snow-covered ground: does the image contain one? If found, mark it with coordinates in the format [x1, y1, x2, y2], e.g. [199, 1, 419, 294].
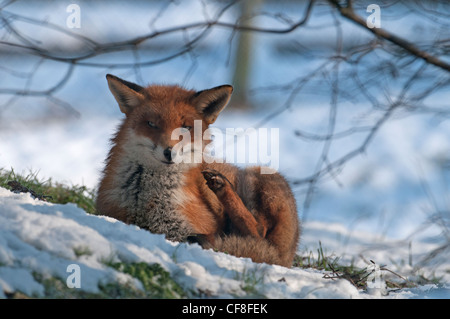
[1, 186, 448, 299]
[0, 101, 449, 299]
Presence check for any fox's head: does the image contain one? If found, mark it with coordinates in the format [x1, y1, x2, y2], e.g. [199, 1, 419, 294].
[106, 74, 233, 167]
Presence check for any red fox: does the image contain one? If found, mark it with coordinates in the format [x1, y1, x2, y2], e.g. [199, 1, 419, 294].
[96, 74, 300, 267]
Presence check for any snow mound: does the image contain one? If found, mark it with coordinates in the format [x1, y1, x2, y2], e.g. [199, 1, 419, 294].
[0, 187, 448, 299]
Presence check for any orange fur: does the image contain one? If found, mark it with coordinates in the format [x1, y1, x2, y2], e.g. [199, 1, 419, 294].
[97, 74, 300, 267]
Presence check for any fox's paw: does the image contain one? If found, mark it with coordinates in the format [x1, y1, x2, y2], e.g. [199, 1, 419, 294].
[202, 169, 229, 192]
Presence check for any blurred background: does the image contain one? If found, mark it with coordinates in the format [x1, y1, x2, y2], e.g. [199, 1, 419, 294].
[0, 0, 449, 269]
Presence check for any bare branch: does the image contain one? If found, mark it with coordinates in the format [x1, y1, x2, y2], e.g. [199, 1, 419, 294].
[327, 0, 450, 72]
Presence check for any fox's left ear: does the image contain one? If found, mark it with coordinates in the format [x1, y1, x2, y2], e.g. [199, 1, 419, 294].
[192, 85, 233, 124]
[106, 74, 145, 115]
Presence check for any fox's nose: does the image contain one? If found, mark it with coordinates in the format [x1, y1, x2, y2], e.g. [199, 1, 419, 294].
[163, 147, 173, 162]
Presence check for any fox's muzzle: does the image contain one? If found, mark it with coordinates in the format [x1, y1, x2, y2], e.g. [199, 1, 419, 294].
[163, 147, 173, 162]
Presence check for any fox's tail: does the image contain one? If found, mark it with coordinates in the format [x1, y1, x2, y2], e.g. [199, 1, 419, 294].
[203, 235, 291, 267]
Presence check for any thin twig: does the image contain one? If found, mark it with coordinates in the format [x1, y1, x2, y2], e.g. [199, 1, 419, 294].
[327, 0, 450, 72]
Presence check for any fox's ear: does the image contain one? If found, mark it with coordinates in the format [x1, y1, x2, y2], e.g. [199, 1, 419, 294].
[106, 74, 145, 114]
[192, 85, 233, 124]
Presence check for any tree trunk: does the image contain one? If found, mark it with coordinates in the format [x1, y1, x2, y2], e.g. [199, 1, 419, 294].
[231, 0, 263, 109]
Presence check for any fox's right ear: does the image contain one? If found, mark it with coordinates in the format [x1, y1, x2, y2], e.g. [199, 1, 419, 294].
[192, 85, 233, 124]
[106, 74, 145, 114]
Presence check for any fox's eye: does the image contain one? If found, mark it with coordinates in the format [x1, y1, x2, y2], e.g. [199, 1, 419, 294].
[182, 125, 192, 131]
[147, 121, 158, 129]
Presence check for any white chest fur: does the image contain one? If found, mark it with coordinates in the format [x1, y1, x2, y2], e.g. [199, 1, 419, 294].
[112, 149, 195, 242]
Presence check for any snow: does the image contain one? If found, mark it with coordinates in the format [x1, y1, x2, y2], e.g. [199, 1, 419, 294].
[0, 102, 449, 299]
[0, 187, 448, 299]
